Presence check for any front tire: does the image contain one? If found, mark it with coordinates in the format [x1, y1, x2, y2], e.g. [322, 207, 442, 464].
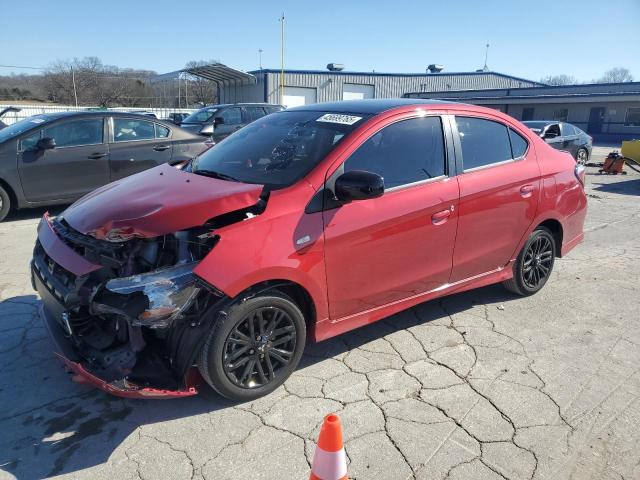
[576, 148, 589, 166]
[503, 227, 556, 296]
[0, 185, 11, 222]
[198, 291, 306, 401]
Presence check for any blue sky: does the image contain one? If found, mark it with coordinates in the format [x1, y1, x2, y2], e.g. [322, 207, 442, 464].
[1, 0, 639, 82]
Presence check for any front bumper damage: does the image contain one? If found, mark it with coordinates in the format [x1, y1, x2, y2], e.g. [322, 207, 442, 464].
[32, 212, 223, 399]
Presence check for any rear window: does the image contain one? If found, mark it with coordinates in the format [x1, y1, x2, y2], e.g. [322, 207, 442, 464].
[456, 117, 512, 170]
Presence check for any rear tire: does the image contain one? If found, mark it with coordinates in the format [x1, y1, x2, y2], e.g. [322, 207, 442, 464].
[503, 227, 556, 296]
[198, 290, 306, 401]
[0, 185, 11, 222]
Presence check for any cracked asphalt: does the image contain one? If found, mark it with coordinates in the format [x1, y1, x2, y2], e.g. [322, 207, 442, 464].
[1, 149, 639, 480]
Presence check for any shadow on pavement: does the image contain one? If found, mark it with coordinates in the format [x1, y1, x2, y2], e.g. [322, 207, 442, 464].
[592, 177, 640, 196]
[3, 205, 67, 223]
[0, 284, 518, 478]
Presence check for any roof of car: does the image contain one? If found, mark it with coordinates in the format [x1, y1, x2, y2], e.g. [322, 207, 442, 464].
[287, 98, 454, 115]
[27, 111, 170, 121]
[199, 103, 283, 109]
[522, 120, 561, 126]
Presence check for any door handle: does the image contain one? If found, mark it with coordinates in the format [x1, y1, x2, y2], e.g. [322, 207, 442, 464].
[520, 184, 534, 197]
[87, 153, 106, 159]
[431, 209, 451, 225]
[153, 145, 170, 151]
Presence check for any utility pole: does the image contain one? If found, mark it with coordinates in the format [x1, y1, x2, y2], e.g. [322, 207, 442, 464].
[71, 66, 78, 107]
[258, 49, 264, 70]
[279, 13, 285, 103]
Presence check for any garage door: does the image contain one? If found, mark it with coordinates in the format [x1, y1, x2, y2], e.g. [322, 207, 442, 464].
[282, 87, 317, 108]
[343, 84, 374, 100]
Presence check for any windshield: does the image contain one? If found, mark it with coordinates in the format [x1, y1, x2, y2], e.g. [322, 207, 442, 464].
[191, 111, 369, 188]
[0, 116, 44, 144]
[182, 107, 218, 124]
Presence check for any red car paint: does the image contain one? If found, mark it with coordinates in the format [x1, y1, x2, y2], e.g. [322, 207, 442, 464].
[63, 163, 264, 239]
[36, 101, 586, 397]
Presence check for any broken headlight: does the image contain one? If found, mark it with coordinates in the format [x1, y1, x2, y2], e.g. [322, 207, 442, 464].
[105, 262, 200, 328]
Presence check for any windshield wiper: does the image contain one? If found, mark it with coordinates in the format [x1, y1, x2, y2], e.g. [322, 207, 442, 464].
[192, 169, 241, 182]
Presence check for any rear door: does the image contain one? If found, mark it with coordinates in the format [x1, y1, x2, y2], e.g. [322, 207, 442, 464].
[18, 116, 109, 202]
[323, 114, 459, 319]
[108, 117, 173, 180]
[449, 115, 539, 282]
[561, 123, 578, 156]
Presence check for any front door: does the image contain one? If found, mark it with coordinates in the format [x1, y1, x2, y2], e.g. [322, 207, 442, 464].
[323, 115, 459, 320]
[109, 117, 172, 181]
[18, 116, 109, 202]
[450, 116, 540, 282]
[587, 107, 605, 134]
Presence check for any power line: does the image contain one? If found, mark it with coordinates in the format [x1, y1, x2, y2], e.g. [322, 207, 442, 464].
[0, 64, 45, 70]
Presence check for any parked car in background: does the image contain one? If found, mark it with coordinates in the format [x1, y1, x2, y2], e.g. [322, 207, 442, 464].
[179, 103, 284, 142]
[32, 99, 587, 401]
[0, 111, 210, 221]
[522, 121, 592, 165]
[165, 112, 190, 125]
[0, 106, 21, 130]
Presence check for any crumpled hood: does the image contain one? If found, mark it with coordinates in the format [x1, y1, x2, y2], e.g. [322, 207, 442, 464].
[63, 163, 264, 240]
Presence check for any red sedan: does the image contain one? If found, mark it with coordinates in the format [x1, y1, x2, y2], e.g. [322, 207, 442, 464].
[32, 99, 587, 400]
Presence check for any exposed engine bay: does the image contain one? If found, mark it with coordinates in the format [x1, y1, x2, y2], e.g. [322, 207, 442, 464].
[32, 195, 266, 395]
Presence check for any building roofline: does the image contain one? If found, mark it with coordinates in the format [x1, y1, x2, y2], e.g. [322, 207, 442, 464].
[405, 81, 640, 97]
[249, 68, 543, 85]
[405, 91, 640, 102]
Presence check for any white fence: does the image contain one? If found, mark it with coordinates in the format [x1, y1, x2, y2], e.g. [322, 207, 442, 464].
[0, 104, 197, 125]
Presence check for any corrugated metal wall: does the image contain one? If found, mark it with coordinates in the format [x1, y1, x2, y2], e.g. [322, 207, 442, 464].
[222, 71, 540, 105]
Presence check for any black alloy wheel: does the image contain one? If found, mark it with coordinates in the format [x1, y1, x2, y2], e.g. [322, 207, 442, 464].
[503, 227, 556, 296]
[223, 306, 296, 389]
[198, 291, 306, 401]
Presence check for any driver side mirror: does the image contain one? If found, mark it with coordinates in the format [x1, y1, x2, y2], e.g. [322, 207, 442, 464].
[213, 117, 225, 128]
[335, 170, 384, 202]
[36, 137, 56, 150]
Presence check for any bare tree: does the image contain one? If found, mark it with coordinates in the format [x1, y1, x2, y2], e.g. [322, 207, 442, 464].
[540, 74, 578, 86]
[183, 60, 220, 106]
[596, 67, 634, 83]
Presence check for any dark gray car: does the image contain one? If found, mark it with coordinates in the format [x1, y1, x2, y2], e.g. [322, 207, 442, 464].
[179, 103, 284, 142]
[522, 121, 592, 165]
[0, 111, 210, 221]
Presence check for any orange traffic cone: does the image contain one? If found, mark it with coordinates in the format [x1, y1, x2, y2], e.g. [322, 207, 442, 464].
[310, 413, 348, 480]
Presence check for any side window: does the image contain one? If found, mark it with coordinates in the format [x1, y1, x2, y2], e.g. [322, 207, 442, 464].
[344, 116, 446, 189]
[562, 123, 576, 136]
[244, 107, 266, 122]
[219, 107, 243, 125]
[155, 124, 170, 138]
[20, 130, 42, 151]
[43, 118, 104, 148]
[508, 128, 529, 158]
[546, 124, 561, 137]
[113, 118, 155, 142]
[456, 117, 512, 170]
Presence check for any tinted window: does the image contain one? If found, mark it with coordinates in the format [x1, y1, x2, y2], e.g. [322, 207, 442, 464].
[562, 123, 576, 136]
[625, 107, 640, 127]
[20, 130, 42, 151]
[546, 124, 561, 137]
[509, 128, 528, 158]
[44, 118, 103, 148]
[182, 107, 218, 124]
[245, 107, 266, 122]
[113, 119, 155, 142]
[155, 124, 170, 138]
[191, 111, 367, 188]
[219, 107, 242, 125]
[0, 117, 45, 145]
[344, 116, 446, 189]
[456, 117, 512, 170]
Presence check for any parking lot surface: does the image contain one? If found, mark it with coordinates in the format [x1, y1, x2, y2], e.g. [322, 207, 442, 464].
[1, 151, 639, 480]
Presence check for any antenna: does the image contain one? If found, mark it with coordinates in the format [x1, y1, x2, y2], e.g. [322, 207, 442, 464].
[279, 13, 285, 102]
[483, 43, 490, 71]
[258, 49, 263, 70]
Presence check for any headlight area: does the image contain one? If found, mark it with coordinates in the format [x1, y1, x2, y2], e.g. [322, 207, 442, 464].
[94, 262, 200, 329]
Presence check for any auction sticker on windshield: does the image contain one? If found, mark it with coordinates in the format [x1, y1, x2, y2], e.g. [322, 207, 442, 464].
[316, 114, 362, 125]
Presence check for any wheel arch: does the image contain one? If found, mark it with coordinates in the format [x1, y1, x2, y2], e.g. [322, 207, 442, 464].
[536, 218, 564, 257]
[0, 177, 18, 211]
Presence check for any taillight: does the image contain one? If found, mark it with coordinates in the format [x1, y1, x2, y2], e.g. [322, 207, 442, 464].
[575, 164, 586, 187]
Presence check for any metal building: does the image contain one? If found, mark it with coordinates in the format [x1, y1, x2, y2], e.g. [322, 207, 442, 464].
[216, 68, 542, 107]
[405, 82, 640, 142]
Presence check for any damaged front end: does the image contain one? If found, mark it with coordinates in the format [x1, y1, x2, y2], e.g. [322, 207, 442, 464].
[32, 212, 238, 398]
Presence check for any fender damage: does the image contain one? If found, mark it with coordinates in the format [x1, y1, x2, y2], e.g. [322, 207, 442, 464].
[32, 164, 267, 398]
